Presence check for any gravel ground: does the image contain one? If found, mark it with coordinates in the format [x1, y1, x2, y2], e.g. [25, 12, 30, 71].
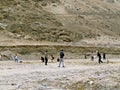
[0, 58, 120, 90]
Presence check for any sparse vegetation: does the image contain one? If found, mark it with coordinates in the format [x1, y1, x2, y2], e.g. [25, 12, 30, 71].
[0, 0, 120, 43]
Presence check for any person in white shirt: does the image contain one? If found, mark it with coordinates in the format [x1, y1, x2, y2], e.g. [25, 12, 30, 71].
[14, 54, 19, 63]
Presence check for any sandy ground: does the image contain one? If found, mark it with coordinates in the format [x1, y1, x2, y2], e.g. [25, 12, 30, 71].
[0, 58, 120, 90]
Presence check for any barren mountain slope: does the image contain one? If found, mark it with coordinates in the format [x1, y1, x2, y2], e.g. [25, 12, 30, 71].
[0, 0, 120, 45]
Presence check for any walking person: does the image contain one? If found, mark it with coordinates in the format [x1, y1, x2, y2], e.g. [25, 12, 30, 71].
[97, 51, 103, 64]
[44, 50, 48, 65]
[58, 49, 65, 67]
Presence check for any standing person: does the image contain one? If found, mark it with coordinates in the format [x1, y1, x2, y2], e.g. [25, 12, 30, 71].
[84, 54, 87, 59]
[58, 49, 65, 67]
[97, 51, 103, 64]
[103, 53, 106, 60]
[91, 51, 94, 61]
[14, 54, 19, 63]
[44, 50, 48, 65]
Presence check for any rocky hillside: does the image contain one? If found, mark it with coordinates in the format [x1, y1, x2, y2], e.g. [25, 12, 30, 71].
[0, 0, 120, 44]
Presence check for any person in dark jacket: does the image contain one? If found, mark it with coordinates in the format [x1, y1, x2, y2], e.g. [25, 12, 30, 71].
[57, 57, 60, 62]
[41, 56, 44, 62]
[97, 51, 103, 64]
[58, 49, 65, 67]
[44, 50, 48, 65]
[103, 53, 106, 60]
[50, 54, 54, 62]
[91, 51, 94, 61]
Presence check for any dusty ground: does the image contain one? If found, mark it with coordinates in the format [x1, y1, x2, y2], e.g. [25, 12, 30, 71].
[0, 58, 120, 90]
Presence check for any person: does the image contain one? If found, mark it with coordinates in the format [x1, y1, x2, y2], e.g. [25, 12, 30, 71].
[50, 54, 54, 62]
[41, 56, 44, 62]
[57, 57, 60, 62]
[44, 50, 48, 65]
[91, 51, 94, 61]
[58, 49, 65, 67]
[84, 54, 87, 59]
[97, 51, 103, 64]
[14, 54, 19, 63]
[103, 53, 106, 60]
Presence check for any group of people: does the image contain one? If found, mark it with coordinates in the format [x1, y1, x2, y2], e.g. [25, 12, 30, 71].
[0, 49, 64, 66]
[41, 49, 105, 67]
[41, 49, 65, 67]
[0, 49, 106, 66]
[90, 51, 106, 64]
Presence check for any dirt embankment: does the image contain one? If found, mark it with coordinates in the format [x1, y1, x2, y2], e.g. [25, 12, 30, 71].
[0, 43, 120, 61]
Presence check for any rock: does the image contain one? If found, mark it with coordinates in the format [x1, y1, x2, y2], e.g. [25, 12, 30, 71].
[24, 35, 33, 40]
[0, 23, 7, 30]
[98, 74, 102, 80]
[11, 83, 17, 86]
[63, 75, 67, 78]
[19, 61, 22, 63]
[89, 81, 94, 85]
